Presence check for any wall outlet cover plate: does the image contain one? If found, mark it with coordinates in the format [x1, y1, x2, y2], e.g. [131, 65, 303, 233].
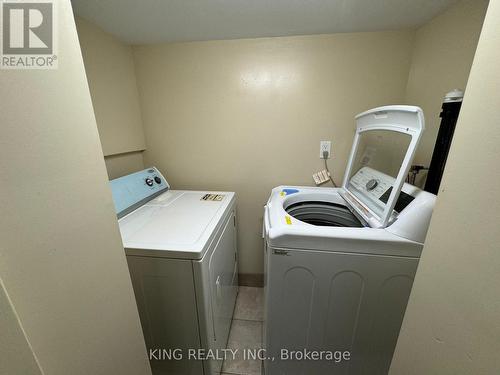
[320, 140, 331, 158]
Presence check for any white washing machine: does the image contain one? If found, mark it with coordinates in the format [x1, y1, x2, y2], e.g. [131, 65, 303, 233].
[111, 167, 238, 375]
[263, 106, 436, 375]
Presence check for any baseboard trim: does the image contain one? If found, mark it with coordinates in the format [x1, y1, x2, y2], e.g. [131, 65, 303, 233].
[238, 273, 264, 287]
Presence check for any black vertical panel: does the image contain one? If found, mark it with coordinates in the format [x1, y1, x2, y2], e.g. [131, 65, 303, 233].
[424, 101, 462, 194]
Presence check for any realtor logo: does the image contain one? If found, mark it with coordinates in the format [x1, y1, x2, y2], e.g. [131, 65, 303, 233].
[1, 0, 57, 69]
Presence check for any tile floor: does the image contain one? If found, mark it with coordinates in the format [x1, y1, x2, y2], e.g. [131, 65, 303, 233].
[222, 287, 264, 375]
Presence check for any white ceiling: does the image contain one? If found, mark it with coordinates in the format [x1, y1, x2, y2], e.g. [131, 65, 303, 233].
[71, 0, 459, 45]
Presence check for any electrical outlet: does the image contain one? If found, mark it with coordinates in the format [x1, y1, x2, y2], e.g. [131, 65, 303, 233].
[320, 141, 331, 159]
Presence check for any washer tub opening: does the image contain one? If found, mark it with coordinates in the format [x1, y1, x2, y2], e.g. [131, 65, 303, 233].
[285, 201, 363, 227]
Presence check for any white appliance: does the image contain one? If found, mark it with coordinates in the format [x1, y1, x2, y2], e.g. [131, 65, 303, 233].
[111, 168, 238, 375]
[263, 106, 436, 375]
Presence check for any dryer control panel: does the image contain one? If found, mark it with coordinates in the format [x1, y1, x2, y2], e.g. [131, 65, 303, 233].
[110, 167, 170, 218]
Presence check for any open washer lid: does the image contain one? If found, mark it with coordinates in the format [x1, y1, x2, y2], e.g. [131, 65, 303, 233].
[340, 105, 424, 228]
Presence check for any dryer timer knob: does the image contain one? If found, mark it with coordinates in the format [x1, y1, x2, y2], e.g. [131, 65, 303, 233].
[145, 178, 154, 187]
[366, 179, 378, 191]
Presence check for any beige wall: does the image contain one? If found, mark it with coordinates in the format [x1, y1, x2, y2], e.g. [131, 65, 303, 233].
[0, 278, 42, 375]
[76, 16, 145, 177]
[104, 150, 145, 179]
[0, 1, 151, 374]
[133, 31, 415, 275]
[390, 0, 500, 373]
[405, 0, 488, 170]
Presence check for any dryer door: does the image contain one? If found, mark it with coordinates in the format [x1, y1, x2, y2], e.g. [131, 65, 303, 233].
[209, 211, 238, 346]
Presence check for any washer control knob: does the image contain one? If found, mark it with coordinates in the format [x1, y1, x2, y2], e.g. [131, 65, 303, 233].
[366, 179, 378, 191]
[145, 178, 154, 187]
[154, 176, 162, 184]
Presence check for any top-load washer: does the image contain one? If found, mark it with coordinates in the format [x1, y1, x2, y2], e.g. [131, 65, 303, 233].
[111, 167, 238, 375]
[263, 106, 436, 375]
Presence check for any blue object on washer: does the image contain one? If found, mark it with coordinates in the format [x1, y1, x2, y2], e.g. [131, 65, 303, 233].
[282, 188, 299, 195]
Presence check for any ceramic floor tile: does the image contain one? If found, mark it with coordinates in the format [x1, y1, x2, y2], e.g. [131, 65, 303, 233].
[233, 287, 263, 321]
[222, 319, 262, 375]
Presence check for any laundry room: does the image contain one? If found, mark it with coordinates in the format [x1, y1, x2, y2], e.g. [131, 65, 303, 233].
[1, 1, 500, 375]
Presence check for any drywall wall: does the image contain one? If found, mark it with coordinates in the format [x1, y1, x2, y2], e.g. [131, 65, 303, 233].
[0, 278, 42, 375]
[405, 0, 488, 171]
[105, 150, 145, 179]
[133, 31, 415, 275]
[390, 0, 500, 373]
[76, 16, 146, 167]
[0, 1, 151, 374]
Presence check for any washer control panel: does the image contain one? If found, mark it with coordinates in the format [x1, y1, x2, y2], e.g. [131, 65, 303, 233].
[110, 167, 170, 218]
[349, 167, 393, 203]
[347, 167, 416, 219]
